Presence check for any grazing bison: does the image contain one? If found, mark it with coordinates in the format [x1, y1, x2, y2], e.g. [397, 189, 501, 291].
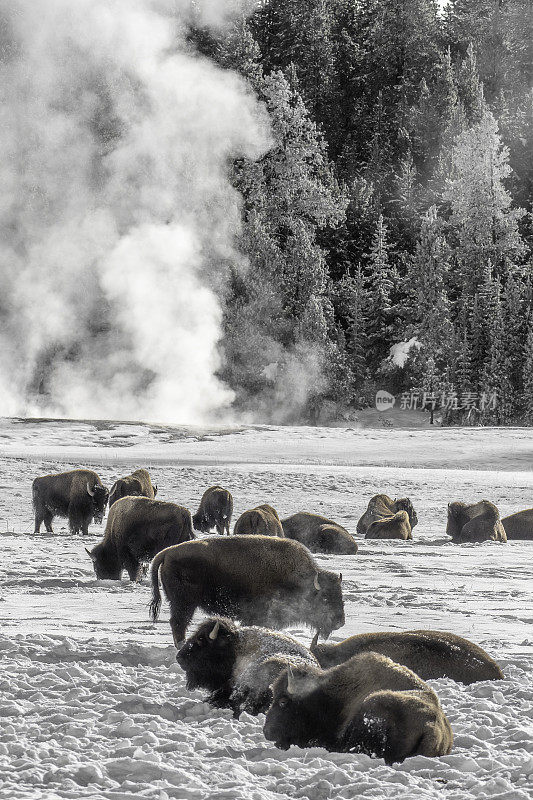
[150, 535, 345, 646]
[282, 512, 358, 554]
[233, 504, 284, 537]
[108, 469, 157, 508]
[86, 496, 194, 581]
[32, 469, 109, 535]
[176, 617, 318, 717]
[310, 630, 503, 684]
[447, 500, 506, 543]
[192, 486, 233, 535]
[264, 653, 453, 763]
[357, 495, 418, 538]
[501, 509, 533, 540]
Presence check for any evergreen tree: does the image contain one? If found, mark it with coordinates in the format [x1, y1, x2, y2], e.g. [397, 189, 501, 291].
[365, 214, 395, 366]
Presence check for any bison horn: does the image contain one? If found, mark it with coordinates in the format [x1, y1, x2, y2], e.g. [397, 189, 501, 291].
[286, 664, 296, 696]
[153, 485, 158, 497]
[85, 547, 96, 562]
[314, 573, 321, 591]
[339, 572, 342, 582]
[310, 632, 319, 649]
[209, 620, 220, 640]
[86, 482, 95, 497]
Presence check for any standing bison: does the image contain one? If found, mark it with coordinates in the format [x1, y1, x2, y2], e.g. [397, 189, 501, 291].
[447, 500, 507, 543]
[32, 469, 109, 535]
[176, 616, 318, 717]
[264, 653, 453, 763]
[501, 509, 533, 540]
[86, 496, 194, 581]
[233, 504, 284, 537]
[108, 468, 157, 508]
[282, 512, 358, 554]
[357, 495, 418, 539]
[310, 629, 503, 683]
[150, 535, 345, 646]
[192, 486, 233, 535]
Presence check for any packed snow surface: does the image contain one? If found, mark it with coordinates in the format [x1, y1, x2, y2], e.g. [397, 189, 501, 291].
[0, 418, 532, 799]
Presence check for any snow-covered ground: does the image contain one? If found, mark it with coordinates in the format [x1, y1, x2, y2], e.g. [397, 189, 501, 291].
[0, 419, 532, 799]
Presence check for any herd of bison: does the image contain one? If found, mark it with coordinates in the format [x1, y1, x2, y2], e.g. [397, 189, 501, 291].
[29, 466, 532, 764]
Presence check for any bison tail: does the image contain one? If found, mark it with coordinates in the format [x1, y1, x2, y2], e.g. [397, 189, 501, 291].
[149, 552, 165, 621]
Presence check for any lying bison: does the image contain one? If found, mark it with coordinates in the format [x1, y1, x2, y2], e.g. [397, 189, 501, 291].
[447, 500, 506, 543]
[150, 535, 345, 646]
[282, 512, 358, 554]
[501, 509, 533, 540]
[176, 617, 318, 717]
[192, 486, 233, 535]
[86, 496, 194, 580]
[357, 495, 418, 539]
[264, 653, 453, 763]
[32, 469, 109, 535]
[108, 469, 157, 508]
[233, 504, 283, 537]
[310, 629, 503, 684]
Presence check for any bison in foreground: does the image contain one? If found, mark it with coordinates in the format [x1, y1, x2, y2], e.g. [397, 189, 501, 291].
[447, 500, 506, 543]
[282, 512, 358, 554]
[264, 653, 453, 763]
[357, 495, 418, 539]
[32, 469, 109, 535]
[176, 617, 318, 717]
[501, 509, 533, 540]
[108, 469, 157, 508]
[150, 535, 345, 646]
[233, 504, 283, 537]
[87, 497, 194, 580]
[310, 629, 503, 684]
[192, 486, 233, 535]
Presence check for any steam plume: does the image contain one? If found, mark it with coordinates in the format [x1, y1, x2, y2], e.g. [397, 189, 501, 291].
[0, 0, 270, 423]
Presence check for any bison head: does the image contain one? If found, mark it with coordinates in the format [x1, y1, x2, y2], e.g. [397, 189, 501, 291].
[395, 498, 418, 529]
[264, 664, 339, 750]
[86, 542, 121, 580]
[176, 618, 238, 692]
[87, 482, 109, 523]
[192, 512, 211, 533]
[306, 571, 344, 639]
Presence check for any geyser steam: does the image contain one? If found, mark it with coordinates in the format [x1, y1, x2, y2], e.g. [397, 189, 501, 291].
[0, 0, 270, 423]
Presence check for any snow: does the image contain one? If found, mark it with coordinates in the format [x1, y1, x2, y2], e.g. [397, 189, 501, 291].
[0, 418, 532, 799]
[388, 337, 421, 368]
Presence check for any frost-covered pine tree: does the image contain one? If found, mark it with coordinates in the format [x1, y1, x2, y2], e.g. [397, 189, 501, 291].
[365, 213, 395, 367]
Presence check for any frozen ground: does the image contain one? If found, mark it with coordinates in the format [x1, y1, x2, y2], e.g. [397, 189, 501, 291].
[0, 418, 532, 799]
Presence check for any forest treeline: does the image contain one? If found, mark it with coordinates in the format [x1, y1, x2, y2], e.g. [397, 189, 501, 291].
[192, 0, 533, 425]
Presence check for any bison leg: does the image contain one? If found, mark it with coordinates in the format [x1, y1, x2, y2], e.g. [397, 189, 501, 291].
[122, 549, 142, 582]
[169, 595, 196, 648]
[35, 508, 54, 534]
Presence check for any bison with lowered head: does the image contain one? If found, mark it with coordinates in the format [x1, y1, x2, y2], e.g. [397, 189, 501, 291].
[176, 616, 318, 717]
[150, 535, 345, 646]
[447, 500, 506, 543]
[32, 469, 109, 535]
[357, 494, 418, 540]
[233, 504, 283, 537]
[282, 512, 358, 554]
[87, 496, 194, 580]
[501, 508, 533, 540]
[310, 629, 503, 683]
[192, 486, 233, 535]
[264, 653, 453, 763]
[108, 469, 157, 508]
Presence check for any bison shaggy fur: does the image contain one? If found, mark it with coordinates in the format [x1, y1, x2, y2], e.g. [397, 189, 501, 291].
[282, 512, 358, 554]
[192, 486, 233, 535]
[233, 504, 283, 537]
[501, 508, 533, 540]
[32, 469, 109, 536]
[264, 653, 453, 763]
[88, 496, 194, 580]
[176, 617, 318, 716]
[310, 629, 503, 683]
[447, 500, 506, 543]
[108, 469, 157, 508]
[150, 535, 345, 646]
[357, 495, 418, 538]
